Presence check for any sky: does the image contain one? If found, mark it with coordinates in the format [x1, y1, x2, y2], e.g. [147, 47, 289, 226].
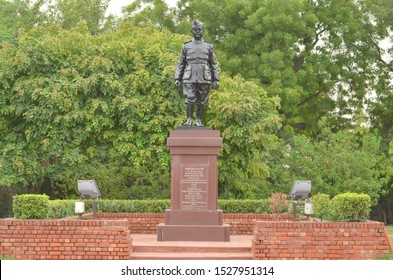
[106, 0, 178, 16]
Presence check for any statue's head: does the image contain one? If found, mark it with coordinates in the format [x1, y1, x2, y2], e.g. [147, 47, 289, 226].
[191, 20, 204, 40]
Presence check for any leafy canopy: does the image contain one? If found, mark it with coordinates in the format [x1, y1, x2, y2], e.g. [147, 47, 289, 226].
[0, 21, 280, 199]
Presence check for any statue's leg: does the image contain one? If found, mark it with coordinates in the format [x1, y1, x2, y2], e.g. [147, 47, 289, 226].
[184, 103, 194, 126]
[195, 84, 210, 127]
[183, 84, 196, 126]
[195, 106, 204, 127]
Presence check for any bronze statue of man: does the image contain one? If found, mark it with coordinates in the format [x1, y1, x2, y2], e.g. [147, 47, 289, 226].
[175, 20, 220, 127]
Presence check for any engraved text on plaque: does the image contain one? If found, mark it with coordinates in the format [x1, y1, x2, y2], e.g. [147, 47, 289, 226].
[181, 165, 208, 210]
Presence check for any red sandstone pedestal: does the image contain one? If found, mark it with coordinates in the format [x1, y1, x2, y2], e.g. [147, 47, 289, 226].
[157, 129, 230, 241]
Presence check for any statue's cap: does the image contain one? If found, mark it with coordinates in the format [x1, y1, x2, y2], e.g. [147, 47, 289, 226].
[192, 20, 203, 29]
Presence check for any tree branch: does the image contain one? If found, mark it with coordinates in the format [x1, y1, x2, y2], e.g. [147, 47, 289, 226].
[297, 90, 323, 108]
[293, 23, 327, 72]
[368, 35, 393, 72]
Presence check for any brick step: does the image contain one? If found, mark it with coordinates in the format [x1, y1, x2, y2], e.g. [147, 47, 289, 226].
[133, 244, 251, 254]
[129, 234, 253, 260]
[129, 252, 253, 260]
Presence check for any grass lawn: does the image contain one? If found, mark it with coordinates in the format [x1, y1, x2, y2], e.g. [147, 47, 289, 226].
[0, 255, 15, 260]
[379, 226, 393, 260]
[386, 226, 393, 241]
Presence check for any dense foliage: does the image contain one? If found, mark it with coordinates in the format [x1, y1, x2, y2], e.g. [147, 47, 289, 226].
[268, 123, 385, 204]
[0, 20, 280, 199]
[330, 192, 372, 221]
[121, 0, 393, 220]
[13, 194, 49, 219]
[45, 199, 270, 219]
[311, 192, 372, 221]
[0, 0, 392, 222]
[0, 23, 184, 197]
[311, 193, 331, 221]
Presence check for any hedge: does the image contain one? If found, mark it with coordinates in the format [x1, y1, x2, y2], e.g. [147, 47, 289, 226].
[13, 193, 372, 221]
[311, 193, 331, 221]
[330, 192, 371, 221]
[311, 192, 372, 222]
[13, 194, 49, 219]
[217, 199, 270, 214]
[44, 199, 270, 219]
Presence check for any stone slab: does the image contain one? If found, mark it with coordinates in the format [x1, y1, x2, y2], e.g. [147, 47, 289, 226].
[164, 210, 224, 225]
[157, 223, 230, 241]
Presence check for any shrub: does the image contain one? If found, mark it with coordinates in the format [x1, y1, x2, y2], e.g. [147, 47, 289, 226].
[97, 199, 171, 213]
[45, 199, 271, 218]
[268, 193, 290, 215]
[330, 192, 371, 221]
[218, 199, 270, 214]
[47, 200, 93, 219]
[311, 193, 331, 221]
[97, 199, 270, 214]
[13, 194, 49, 219]
[47, 200, 76, 219]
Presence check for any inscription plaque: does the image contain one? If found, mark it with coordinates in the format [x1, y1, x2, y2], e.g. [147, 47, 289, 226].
[181, 165, 208, 210]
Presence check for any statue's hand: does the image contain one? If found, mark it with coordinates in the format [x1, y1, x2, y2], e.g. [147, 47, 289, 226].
[175, 80, 182, 87]
[212, 81, 220, 89]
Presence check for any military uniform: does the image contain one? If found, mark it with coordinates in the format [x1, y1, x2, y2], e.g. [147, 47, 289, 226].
[175, 38, 220, 126]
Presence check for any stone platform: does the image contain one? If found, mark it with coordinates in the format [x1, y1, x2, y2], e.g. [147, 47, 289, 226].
[130, 234, 253, 260]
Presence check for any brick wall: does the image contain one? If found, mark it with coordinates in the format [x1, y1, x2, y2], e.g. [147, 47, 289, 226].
[2, 215, 389, 260]
[0, 219, 131, 260]
[253, 221, 390, 260]
[97, 213, 164, 234]
[225, 213, 293, 235]
[94, 213, 293, 235]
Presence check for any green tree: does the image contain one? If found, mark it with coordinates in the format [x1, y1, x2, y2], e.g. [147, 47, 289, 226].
[208, 75, 281, 198]
[174, 0, 392, 137]
[121, 0, 176, 31]
[268, 121, 385, 205]
[0, 0, 15, 43]
[48, 0, 110, 34]
[0, 22, 181, 194]
[0, 22, 280, 199]
[0, 0, 49, 44]
[364, 0, 393, 31]
[375, 138, 393, 223]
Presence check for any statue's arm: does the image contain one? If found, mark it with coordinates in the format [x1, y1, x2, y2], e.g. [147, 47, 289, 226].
[175, 46, 187, 85]
[210, 46, 220, 89]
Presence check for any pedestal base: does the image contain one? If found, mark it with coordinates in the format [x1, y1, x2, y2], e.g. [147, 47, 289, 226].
[164, 209, 224, 225]
[157, 223, 230, 241]
[158, 129, 230, 242]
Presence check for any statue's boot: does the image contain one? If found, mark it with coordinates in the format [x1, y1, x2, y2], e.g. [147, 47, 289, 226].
[183, 103, 194, 126]
[195, 106, 204, 127]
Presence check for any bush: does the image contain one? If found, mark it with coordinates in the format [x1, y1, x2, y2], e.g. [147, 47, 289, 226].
[97, 199, 171, 213]
[268, 193, 290, 215]
[330, 192, 371, 221]
[40, 194, 375, 220]
[311, 193, 331, 221]
[45, 199, 271, 218]
[13, 194, 49, 219]
[218, 199, 270, 214]
[47, 200, 76, 219]
[97, 199, 271, 214]
[47, 199, 172, 218]
[47, 200, 93, 219]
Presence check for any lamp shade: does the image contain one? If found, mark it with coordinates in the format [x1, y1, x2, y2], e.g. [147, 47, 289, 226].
[77, 180, 101, 199]
[289, 181, 311, 200]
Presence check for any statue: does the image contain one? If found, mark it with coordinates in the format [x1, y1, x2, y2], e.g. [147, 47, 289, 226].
[175, 20, 220, 127]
